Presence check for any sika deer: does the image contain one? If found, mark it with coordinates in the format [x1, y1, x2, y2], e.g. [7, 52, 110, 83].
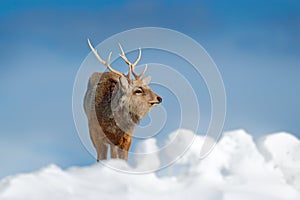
[84, 39, 162, 161]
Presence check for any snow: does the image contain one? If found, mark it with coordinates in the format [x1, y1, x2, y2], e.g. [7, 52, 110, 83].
[257, 132, 300, 191]
[0, 129, 300, 200]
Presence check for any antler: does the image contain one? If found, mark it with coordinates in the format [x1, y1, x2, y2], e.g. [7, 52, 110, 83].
[87, 39, 124, 77]
[118, 43, 147, 80]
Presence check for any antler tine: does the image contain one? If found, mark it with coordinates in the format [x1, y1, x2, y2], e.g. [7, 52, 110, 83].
[87, 39, 124, 77]
[134, 64, 147, 80]
[118, 43, 131, 78]
[118, 44, 146, 80]
[133, 48, 142, 66]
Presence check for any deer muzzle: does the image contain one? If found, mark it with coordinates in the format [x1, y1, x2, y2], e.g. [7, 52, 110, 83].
[149, 96, 162, 106]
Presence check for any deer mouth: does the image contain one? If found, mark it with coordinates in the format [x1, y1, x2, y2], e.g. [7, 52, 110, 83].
[149, 101, 161, 106]
[149, 97, 162, 106]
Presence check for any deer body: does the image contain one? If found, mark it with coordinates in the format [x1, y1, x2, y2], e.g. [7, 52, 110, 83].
[84, 40, 162, 161]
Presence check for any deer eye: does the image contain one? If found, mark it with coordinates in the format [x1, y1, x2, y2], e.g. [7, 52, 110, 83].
[134, 88, 143, 94]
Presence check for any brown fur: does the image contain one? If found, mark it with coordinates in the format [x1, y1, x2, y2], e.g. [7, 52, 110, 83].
[84, 72, 161, 161]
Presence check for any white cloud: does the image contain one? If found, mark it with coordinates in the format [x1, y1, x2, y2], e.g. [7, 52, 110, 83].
[0, 129, 299, 200]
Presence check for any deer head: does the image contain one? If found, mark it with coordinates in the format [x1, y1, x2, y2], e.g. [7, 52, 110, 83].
[87, 39, 162, 132]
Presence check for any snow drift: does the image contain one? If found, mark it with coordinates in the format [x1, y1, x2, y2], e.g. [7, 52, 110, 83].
[0, 129, 299, 200]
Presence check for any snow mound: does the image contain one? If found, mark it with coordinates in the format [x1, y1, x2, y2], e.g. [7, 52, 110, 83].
[257, 132, 300, 191]
[0, 129, 300, 200]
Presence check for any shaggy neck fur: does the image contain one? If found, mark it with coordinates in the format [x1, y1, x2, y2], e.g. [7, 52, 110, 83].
[111, 83, 138, 133]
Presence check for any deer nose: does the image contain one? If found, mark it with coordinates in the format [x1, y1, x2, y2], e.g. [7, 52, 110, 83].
[157, 96, 162, 103]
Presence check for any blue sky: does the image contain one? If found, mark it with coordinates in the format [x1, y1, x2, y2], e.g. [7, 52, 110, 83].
[0, 0, 299, 178]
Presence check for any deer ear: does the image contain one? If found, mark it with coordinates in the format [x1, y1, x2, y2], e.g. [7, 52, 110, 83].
[119, 76, 129, 89]
[142, 76, 151, 85]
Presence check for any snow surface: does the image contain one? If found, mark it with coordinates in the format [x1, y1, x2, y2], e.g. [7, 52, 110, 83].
[0, 129, 300, 200]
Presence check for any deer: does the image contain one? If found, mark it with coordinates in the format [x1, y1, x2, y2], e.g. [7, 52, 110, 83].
[84, 39, 162, 161]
